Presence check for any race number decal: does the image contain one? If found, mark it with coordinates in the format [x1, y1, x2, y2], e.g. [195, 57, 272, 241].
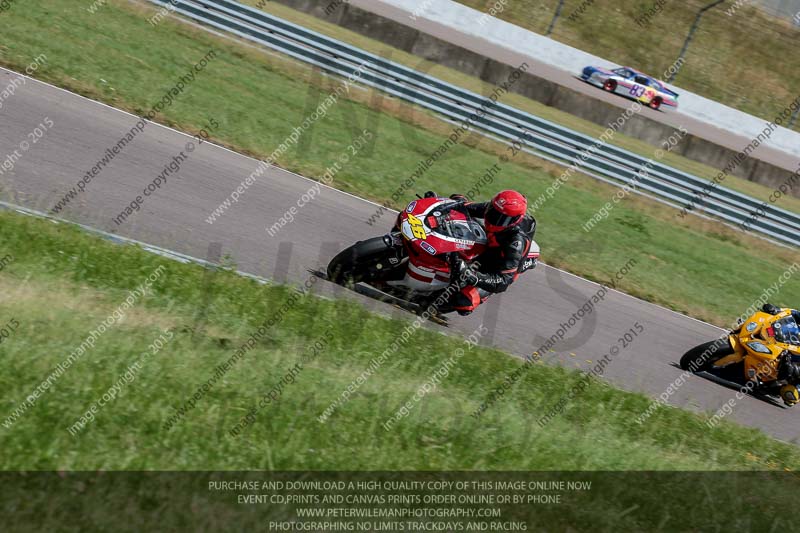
[629, 85, 645, 98]
[407, 213, 427, 240]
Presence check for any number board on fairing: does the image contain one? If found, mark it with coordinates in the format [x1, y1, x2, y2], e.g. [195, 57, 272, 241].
[407, 213, 427, 240]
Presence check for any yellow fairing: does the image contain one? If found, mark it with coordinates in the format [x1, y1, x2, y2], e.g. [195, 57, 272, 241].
[710, 336, 744, 368]
[735, 309, 798, 382]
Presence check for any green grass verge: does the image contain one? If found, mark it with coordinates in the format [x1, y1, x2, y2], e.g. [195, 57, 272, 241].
[0, 0, 798, 330]
[1, 208, 800, 475]
[455, 0, 800, 132]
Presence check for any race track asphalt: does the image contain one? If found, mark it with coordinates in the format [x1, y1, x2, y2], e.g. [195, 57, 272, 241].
[1, 66, 798, 444]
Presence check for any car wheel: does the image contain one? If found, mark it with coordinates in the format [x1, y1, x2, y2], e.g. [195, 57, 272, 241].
[603, 80, 617, 92]
[649, 97, 662, 110]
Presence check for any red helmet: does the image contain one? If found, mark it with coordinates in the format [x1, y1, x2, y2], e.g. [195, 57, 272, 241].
[484, 190, 527, 233]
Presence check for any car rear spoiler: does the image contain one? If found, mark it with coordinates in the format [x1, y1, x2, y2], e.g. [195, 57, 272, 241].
[662, 87, 679, 99]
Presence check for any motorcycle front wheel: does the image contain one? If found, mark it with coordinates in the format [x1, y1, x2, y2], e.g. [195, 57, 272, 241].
[326, 236, 398, 285]
[679, 338, 734, 372]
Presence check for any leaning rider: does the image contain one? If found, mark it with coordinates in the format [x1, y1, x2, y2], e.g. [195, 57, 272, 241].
[761, 303, 800, 405]
[438, 190, 536, 316]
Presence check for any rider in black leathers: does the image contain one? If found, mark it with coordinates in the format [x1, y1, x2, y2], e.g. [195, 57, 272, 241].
[762, 304, 800, 386]
[437, 190, 536, 316]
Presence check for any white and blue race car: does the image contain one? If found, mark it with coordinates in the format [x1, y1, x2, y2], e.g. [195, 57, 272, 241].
[580, 66, 679, 111]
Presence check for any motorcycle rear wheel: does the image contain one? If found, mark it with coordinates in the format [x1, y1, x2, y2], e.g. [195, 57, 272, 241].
[679, 338, 734, 372]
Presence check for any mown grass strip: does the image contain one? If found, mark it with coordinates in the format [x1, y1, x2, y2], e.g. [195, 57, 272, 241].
[1, 209, 800, 475]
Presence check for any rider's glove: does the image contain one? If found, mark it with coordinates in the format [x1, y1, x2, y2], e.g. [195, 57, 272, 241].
[423, 191, 437, 198]
[762, 303, 782, 315]
[449, 194, 468, 202]
[449, 255, 478, 288]
[779, 351, 800, 382]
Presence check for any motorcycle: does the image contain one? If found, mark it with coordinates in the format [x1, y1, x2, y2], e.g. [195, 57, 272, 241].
[680, 307, 800, 406]
[326, 193, 540, 321]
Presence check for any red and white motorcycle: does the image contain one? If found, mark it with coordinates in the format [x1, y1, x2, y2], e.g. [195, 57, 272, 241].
[326, 194, 540, 319]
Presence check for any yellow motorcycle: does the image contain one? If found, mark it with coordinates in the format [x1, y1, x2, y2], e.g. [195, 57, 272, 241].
[680, 306, 800, 406]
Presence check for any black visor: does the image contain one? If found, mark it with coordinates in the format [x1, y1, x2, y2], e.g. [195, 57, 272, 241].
[486, 207, 520, 228]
